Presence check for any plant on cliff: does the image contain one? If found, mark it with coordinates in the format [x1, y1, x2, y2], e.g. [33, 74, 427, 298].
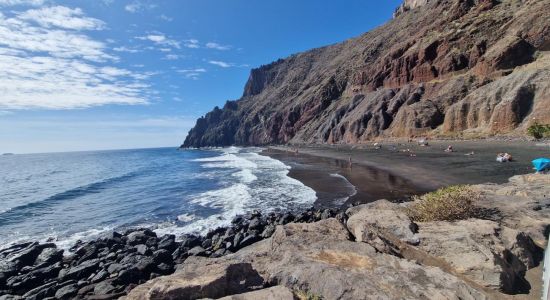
[527, 123, 550, 139]
[407, 185, 480, 222]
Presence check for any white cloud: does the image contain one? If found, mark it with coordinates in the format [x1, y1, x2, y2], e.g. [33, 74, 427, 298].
[136, 33, 180, 49]
[0, 0, 44, 6]
[125, 1, 157, 13]
[206, 42, 231, 51]
[208, 60, 233, 68]
[113, 46, 140, 53]
[164, 54, 179, 60]
[177, 68, 206, 80]
[0, 6, 150, 109]
[18, 6, 105, 30]
[184, 39, 199, 49]
[159, 14, 172, 22]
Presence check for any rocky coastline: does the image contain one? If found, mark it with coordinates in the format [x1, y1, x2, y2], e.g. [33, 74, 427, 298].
[2, 173, 548, 299]
[0, 207, 342, 299]
[122, 173, 549, 300]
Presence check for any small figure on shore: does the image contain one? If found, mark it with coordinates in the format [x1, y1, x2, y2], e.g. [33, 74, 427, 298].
[348, 156, 353, 169]
[496, 153, 513, 162]
[465, 151, 475, 156]
[418, 138, 429, 146]
[444, 145, 454, 152]
[374, 142, 381, 150]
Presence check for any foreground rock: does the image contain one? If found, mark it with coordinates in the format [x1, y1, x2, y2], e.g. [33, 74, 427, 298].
[0, 207, 337, 299]
[125, 174, 548, 300]
[124, 219, 485, 299]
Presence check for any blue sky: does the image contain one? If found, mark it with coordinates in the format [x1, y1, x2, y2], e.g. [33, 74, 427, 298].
[0, 0, 402, 153]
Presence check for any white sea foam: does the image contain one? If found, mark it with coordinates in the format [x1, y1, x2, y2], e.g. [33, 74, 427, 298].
[161, 148, 317, 236]
[329, 173, 357, 204]
[177, 213, 196, 222]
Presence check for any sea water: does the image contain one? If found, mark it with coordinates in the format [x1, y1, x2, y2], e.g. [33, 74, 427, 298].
[0, 147, 316, 248]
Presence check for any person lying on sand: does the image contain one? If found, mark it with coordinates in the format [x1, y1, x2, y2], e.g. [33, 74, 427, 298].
[444, 145, 454, 152]
[496, 153, 513, 162]
[465, 151, 475, 156]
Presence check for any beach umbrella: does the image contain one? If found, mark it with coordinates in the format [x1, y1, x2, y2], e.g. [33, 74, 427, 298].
[532, 158, 550, 172]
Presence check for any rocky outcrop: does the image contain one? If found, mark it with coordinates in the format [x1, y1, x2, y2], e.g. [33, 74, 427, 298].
[0, 207, 340, 299]
[182, 0, 550, 147]
[125, 174, 548, 300]
[125, 219, 486, 300]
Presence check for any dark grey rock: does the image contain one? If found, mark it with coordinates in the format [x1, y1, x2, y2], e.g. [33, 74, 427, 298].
[6, 262, 61, 292]
[134, 244, 150, 256]
[188, 246, 206, 257]
[248, 218, 262, 230]
[115, 267, 141, 285]
[261, 225, 276, 238]
[107, 263, 124, 274]
[156, 263, 173, 275]
[21, 281, 57, 300]
[180, 234, 201, 248]
[59, 259, 99, 281]
[54, 283, 78, 299]
[151, 249, 172, 265]
[93, 280, 117, 295]
[239, 234, 261, 249]
[90, 269, 109, 283]
[126, 230, 155, 246]
[34, 247, 63, 266]
[157, 235, 177, 252]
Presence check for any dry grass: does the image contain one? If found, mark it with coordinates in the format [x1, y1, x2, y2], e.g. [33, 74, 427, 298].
[407, 185, 480, 222]
[294, 289, 324, 300]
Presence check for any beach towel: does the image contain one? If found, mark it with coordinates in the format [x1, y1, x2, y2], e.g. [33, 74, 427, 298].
[532, 158, 550, 172]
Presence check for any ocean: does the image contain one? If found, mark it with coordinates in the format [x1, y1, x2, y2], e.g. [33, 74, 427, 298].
[0, 147, 318, 248]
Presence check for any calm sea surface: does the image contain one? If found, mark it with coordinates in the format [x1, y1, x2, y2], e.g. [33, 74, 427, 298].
[0, 147, 317, 248]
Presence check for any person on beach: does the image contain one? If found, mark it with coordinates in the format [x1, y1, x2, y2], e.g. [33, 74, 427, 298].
[496, 153, 513, 162]
[348, 156, 353, 169]
[444, 145, 454, 152]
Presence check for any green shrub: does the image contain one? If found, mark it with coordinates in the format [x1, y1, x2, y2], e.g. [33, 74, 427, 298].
[407, 185, 480, 222]
[527, 123, 550, 139]
[295, 289, 323, 300]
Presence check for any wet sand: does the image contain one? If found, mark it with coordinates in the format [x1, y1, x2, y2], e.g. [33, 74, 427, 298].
[264, 140, 549, 208]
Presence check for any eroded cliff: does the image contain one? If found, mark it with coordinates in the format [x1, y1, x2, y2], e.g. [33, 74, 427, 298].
[183, 0, 550, 147]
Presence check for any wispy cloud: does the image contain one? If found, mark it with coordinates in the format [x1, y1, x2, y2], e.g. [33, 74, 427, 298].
[159, 14, 172, 22]
[0, 0, 44, 6]
[184, 39, 199, 49]
[164, 54, 180, 60]
[124, 1, 157, 13]
[206, 42, 231, 51]
[136, 33, 180, 49]
[208, 60, 233, 68]
[177, 68, 206, 80]
[113, 46, 140, 53]
[0, 5, 150, 109]
[18, 6, 105, 30]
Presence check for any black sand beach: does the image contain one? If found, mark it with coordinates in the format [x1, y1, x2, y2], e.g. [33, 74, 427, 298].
[266, 140, 550, 207]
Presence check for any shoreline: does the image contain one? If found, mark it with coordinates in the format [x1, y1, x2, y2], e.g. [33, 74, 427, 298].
[263, 148, 429, 207]
[271, 139, 549, 190]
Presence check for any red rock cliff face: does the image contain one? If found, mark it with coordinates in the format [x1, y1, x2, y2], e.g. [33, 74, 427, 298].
[182, 0, 550, 147]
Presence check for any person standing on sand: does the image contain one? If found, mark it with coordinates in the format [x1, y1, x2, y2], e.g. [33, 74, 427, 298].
[348, 156, 353, 169]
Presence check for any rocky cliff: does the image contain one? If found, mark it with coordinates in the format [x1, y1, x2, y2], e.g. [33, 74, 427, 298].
[182, 0, 550, 148]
